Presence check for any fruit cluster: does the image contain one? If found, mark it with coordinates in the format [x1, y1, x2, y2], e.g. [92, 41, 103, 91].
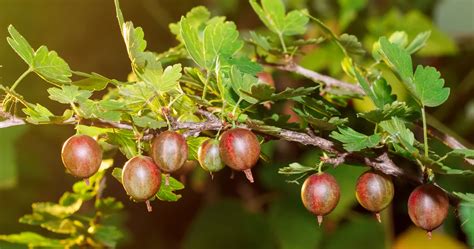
[60, 128, 261, 211]
[301, 171, 449, 238]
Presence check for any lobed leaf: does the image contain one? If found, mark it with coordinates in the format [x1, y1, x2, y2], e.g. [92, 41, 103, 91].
[330, 127, 382, 152]
[413, 65, 450, 107]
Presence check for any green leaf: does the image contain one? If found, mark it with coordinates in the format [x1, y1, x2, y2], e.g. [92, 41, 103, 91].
[358, 101, 414, 123]
[7, 25, 72, 84]
[139, 63, 182, 93]
[278, 163, 316, 175]
[32, 46, 72, 84]
[180, 16, 243, 70]
[169, 6, 211, 41]
[48, 85, 92, 104]
[95, 197, 124, 214]
[22, 104, 54, 124]
[450, 149, 474, 158]
[111, 168, 123, 184]
[379, 117, 417, 153]
[389, 31, 408, 47]
[241, 83, 275, 102]
[0, 127, 27, 189]
[7, 25, 35, 64]
[453, 192, 474, 203]
[338, 33, 365, 56]
[406, 31, 431, 54]
[0, 232, 66, 248]
[249, 0, 309, 36]
[91, 225, 124, 248]
[107, 130, 137, 159]
[76, 125, 112, 137]
[413, 65, 450, 107]
[379, 37, 413, 81]
[330, 127, 382, 152]
[19, 213, 79, 234]
[230, 66, 260, 103]
[460, 202, 474, 246]
[270, 86, 319, 101]
[156, 175, 185, 202]
[132, 114, 167, 129]
[187, 136, 208, 161]
[72, 72, 117, 91]
[31, 199, 82, 218]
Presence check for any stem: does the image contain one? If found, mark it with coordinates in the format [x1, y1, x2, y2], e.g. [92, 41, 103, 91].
[202, 71, 211, 99]
[278, 33, 287, 54]
[421, 107, 429, 158]
[10, 68, 31, 92]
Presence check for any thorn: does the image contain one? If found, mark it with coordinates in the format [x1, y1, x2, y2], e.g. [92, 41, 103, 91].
[243, 169, 254, 183]
[375, 213, 382, 223]
[317, 215, 323, 226]
[165, 174, 170, 186]
[427, 231, 432, 239]
[84, 178, 90, 186]
[146, 200, 152, 212]
[210, 172, 214, 180]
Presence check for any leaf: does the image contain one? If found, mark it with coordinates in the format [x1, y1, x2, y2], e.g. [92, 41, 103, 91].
[389, 31, 408, 47]
[107, 130, 137, 159]
[156, 175, 185, 202]
[406, 31, 431, 54]
[230, 66, 260, 103]
[31, 199, 82, 218]
[180, 16, 243, 70]
[270, 86, 319, 101]
[413, 65, 450, 107]
[139, 63, 182, 93]
[111, 168, 123, 184]
[241, 83, 275, 102]
[0, 126, 26, 189]
[32, 46, 72, 84]
[249, 0, 309, 36]
[0, 232, 66, 248]
[95, 197, 124, 214]
[48, 85, 92, 104]
[22, 104, 54, 124]
[379, 37, 413, 82]
[7, 25, 72, 84]
[91, 225, 124, 248]
[450, 149, 474, 158]
[132, 114, 167, 129]
[20, 213, 77, 234]
[169, 6, 211, 41]
[338, 33, 365, 56]
[330, 127, 382, 152]
[278, 163, 316, 175]
[72, 72, 117, 91]
[187, 136, 208, 161]
[358, 101, 414, 123]
[453, 192, 474, 203]
[226, 56, 262, 75]
[7, 25, 35, 64]
[379, 117, 417, 154]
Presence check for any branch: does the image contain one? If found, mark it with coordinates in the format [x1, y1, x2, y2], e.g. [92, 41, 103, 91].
[269, 62, 365, 95]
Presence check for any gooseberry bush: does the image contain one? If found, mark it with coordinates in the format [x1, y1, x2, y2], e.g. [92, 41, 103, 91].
[0, 0, 473, 247]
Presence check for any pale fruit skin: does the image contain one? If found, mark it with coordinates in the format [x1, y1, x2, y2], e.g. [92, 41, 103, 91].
[219, 128, 260, 183]
[122, 156, 161, 202]
[61, 134, 102, 178]
[198, 139, 225, 173]
[408, 184, 449, 235]
[151, 131, 188, 173]
[355, 171, 394, 222]
[301, 172, 340, 225]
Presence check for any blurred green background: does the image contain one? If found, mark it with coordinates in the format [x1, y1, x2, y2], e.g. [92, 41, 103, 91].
[0, 0, 473, 248]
